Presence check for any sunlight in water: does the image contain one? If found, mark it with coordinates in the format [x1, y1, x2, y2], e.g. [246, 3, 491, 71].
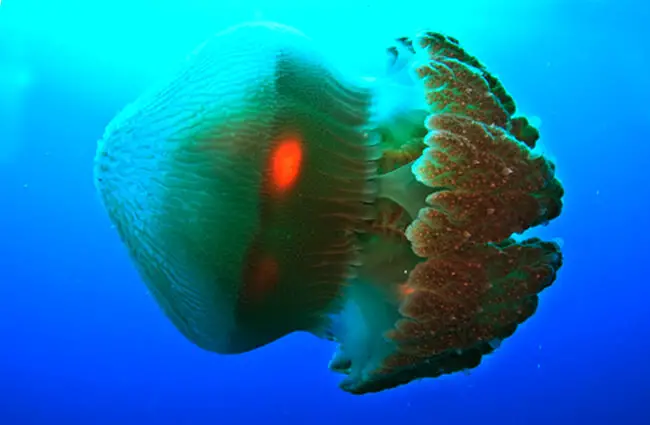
[0, 47, 32, 164]
[0, 0, 561, 79]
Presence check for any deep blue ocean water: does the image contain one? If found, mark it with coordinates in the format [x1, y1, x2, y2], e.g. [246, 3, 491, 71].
[1, 1, 649, 424]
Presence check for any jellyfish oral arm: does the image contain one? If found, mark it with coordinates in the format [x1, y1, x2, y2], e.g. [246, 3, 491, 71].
[320, 31, 564, 394]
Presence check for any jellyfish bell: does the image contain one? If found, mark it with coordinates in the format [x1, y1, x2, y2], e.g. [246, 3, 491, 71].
[95, 21, 377, 354]
[94, 22, 564, 394]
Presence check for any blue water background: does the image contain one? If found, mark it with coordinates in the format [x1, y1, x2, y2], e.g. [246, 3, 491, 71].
[1, 1, 649, 424]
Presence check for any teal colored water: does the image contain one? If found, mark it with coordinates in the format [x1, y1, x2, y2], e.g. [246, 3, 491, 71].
[1, 1, 648, 424]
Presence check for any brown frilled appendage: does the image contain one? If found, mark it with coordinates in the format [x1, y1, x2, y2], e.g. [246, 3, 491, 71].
[339, 32, 564, 394]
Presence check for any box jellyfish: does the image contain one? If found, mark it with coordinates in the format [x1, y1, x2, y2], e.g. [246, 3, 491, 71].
[95, 22, 564, 394]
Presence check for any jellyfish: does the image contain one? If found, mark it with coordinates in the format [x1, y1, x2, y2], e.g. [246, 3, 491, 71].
[94, 22, 564, 394]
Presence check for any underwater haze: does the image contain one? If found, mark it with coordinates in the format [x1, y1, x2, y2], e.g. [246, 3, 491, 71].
[1, 0, 649, 424]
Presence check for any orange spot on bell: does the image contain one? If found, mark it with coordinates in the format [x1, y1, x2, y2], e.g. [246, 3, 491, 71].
[245, 254, 280, 302]
[270, 137, 303, 192]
